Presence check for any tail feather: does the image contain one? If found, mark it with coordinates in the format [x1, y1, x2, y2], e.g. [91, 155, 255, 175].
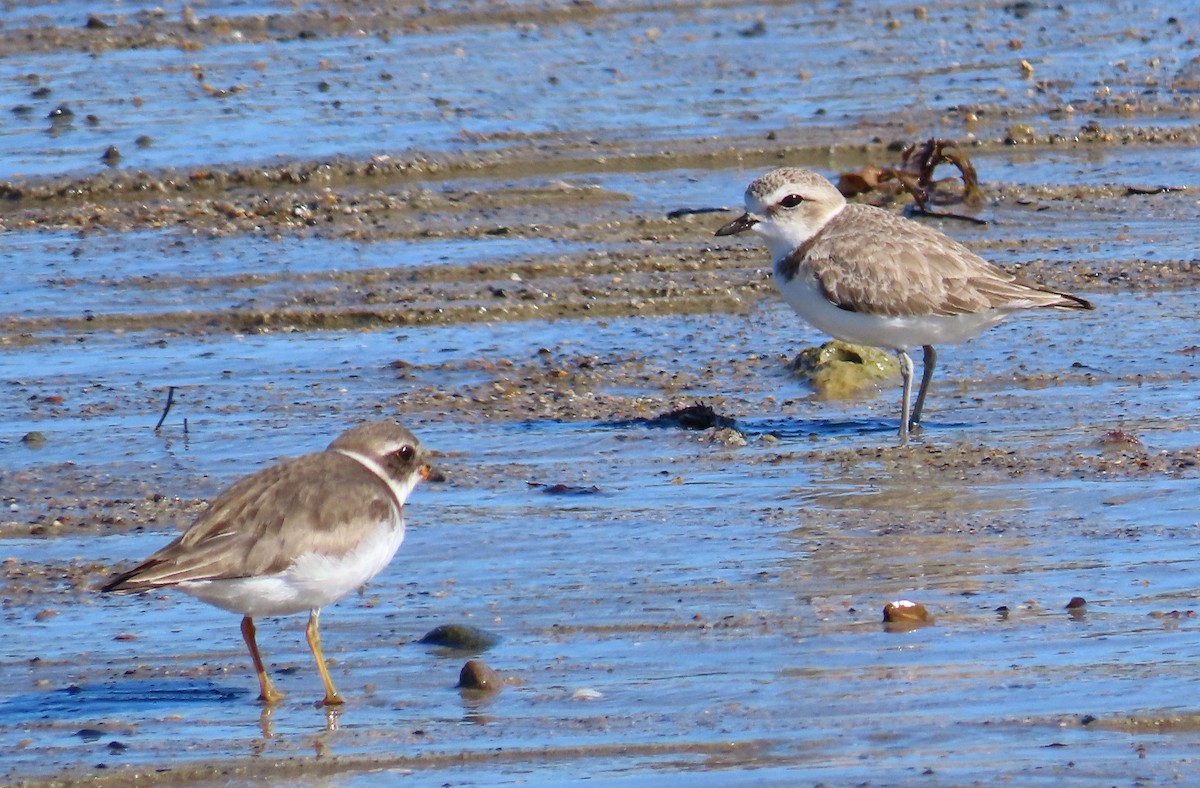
[97, 561, 154, 592]
[100, 559, 171, 593]
[1048, 289, 1094, 310]
[1014, 277, 1094, 311]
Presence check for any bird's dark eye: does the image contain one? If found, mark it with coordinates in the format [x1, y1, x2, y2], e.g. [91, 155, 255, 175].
[779, 194, 804, 208]
[395, 445, 415, 462]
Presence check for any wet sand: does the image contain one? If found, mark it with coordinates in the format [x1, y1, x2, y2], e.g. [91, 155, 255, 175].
[5, 1, 1200, 785]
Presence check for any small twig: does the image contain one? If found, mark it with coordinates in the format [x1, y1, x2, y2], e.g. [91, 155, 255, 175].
[154, 386, 176, 432]
[908, 207, 989, 226]
[1125, 185, 1185, 196]
[666, 206, 732, 219]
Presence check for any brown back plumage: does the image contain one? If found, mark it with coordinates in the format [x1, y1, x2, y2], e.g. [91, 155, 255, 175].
[779, 204, 1094, 317]
[100, 452, 405, 590]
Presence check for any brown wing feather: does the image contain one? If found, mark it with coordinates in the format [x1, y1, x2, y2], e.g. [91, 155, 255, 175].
[101, 452, 401, 591]
[801, 205, 1092, 317]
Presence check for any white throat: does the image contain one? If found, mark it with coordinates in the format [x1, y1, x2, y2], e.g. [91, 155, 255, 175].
[333, 448, 418, 508]
[756, 202, 845, 263]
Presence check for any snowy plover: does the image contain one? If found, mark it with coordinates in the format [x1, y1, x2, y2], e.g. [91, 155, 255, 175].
[716, 167, 1094, 442]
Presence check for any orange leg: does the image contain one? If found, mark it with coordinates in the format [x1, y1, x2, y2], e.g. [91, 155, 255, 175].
[241, 615, 284, 704]
[306, 608, 344, 706]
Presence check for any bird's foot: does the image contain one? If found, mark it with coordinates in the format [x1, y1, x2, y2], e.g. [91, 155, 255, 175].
[258, 688, 285, 705]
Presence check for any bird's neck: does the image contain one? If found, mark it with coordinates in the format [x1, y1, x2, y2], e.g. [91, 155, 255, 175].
[763, 203, 845, 263]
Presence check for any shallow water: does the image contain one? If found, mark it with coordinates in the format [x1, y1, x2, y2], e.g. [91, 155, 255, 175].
[2, 1, 1195, 177]
[5, 0, 1200, 785]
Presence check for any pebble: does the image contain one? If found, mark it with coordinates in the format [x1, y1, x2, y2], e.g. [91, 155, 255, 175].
[418, 623, 501, 652]
[20, 432, 46, 447]
[457, 659, 502, 693]
[882, 600, 932, 630]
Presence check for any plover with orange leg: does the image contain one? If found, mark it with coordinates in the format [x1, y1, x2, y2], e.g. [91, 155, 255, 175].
[716, 167, 1094, 443]
[101, 419, 430, 705]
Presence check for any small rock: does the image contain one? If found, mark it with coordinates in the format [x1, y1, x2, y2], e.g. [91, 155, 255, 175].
[1098, 429, 1142, 449]
[737, 20, 766, 37]
[100, 146, 121, 166]
[709, 426, 747, 447]
[643, 403, 738, 431]
[791, 341, 898, 399]
[1005, 123, 1037, 145]
[457, 659, 502, 692]
[419, 623, 501, 652]
[21, 432, 46, 447]
[572, 688, 602, 701]
[882, 600, 932, 631]
[537, 483, 602, 496]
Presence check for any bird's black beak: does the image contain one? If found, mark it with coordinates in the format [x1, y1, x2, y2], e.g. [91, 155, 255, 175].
[714, 213, 758, 237]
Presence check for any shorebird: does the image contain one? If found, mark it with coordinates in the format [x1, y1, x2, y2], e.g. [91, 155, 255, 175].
[716, 167, 1094, 442]
[102, 419, 430, 705]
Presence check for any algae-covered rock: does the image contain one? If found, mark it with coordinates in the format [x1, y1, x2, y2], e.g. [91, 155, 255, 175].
[790, 341, 898, 399]
[419, 623, 501, 652]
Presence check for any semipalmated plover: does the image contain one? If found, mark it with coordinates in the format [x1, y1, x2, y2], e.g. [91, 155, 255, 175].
[102, 419, 429, 705]
[716, 167, 1094, 442]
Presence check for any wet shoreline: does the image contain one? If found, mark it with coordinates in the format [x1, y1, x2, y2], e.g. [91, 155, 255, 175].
[7, 1, 1200, 784]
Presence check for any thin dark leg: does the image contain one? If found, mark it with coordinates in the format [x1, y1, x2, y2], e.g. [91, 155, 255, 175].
[910, 345, 937, 428]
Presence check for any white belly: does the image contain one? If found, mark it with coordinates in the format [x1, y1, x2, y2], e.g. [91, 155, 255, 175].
[179, 518, 406, 618]
[775, 269, 1007, 352]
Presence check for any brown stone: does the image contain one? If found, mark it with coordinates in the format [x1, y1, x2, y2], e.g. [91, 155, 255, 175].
[457, 659, 502, 693]
[883, 600, 932, 631]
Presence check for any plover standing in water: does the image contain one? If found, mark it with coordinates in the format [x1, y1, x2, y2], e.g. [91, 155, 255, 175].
[716, 167, 1094, 442]
[102, 419, 430, 705]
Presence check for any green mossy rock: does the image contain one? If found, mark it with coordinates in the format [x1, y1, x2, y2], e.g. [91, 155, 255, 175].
[790, 340, 898, 399]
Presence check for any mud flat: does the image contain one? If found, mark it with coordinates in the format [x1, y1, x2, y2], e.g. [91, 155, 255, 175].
[5, 1, 1200, 785]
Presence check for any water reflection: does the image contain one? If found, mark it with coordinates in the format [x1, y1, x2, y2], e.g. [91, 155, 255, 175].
[798, 464, 1026, 516]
